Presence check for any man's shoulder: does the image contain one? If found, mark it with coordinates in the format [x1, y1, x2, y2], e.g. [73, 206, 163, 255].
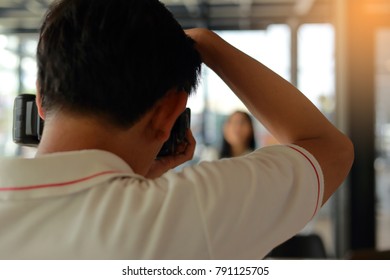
[0, 150, 137, 200]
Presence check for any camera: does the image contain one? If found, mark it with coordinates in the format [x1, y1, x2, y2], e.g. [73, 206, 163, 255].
[12, 94, 191, 157]
[13, 94, 43, 146]
[157, 108, 191, 158]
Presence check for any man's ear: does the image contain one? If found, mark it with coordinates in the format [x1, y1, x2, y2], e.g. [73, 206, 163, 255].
[150, 89, 188, 142]
[36, 84, 45, 120]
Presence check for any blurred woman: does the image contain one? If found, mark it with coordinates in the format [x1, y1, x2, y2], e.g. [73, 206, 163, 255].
[220, 111, 256, 158]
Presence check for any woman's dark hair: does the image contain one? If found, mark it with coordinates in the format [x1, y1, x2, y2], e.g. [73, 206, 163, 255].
[220, 111, 256, 158]
[37, 0, 202, 127]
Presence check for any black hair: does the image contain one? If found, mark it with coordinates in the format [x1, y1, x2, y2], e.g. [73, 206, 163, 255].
[220, 111, 256, 158]
[37, 0, 202, 127]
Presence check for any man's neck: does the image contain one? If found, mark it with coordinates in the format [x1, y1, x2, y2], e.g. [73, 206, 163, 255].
[36, 112, 158, 176]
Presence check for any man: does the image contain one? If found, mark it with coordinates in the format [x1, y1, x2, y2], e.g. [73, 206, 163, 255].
[0, 0, 353, 259]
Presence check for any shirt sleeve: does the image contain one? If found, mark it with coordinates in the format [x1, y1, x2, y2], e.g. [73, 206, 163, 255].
[176, 144, 324, 259]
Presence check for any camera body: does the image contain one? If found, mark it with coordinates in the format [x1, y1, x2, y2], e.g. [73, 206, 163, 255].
[12, 94, 190, 157]
[13, 94, 43, 146]
[157, 108, 191, 157]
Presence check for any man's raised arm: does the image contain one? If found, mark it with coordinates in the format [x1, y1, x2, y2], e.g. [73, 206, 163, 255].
[186, 28, 354, 204]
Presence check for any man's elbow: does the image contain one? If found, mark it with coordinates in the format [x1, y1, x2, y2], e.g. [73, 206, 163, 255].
[332, 134, 354, 189]
[320, 134, 354, 204]
[341, 136, 354, 174]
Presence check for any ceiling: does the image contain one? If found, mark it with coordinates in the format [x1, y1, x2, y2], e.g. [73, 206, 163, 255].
[0, 0, 333, 34]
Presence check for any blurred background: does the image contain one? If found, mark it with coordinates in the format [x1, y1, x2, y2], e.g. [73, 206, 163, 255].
[0, 0, 389, 259]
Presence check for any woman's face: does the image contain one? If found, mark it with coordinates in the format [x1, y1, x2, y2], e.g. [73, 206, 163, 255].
[223, 112, 253, 147]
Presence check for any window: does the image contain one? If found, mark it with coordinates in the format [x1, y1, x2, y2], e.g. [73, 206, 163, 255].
[188, 25, 290, 160]
[0, 35, 38, 157]
[297, 23, 336, 257]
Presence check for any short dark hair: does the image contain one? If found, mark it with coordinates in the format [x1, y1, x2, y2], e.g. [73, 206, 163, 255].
[37, 0, 201, 127]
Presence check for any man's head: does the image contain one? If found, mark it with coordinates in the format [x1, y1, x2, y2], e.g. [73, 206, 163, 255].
[37, 0, 201, 127]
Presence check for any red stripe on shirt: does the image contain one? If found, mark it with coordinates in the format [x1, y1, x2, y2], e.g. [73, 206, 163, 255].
[288, 146, 321, 218]
[0, 170, 124, 191]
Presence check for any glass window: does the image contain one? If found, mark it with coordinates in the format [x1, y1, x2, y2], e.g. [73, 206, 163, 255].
[297, 23, 336, 257]
[0, 35, 20, 156]
[298, 24, 335, 121]
[188, 24, 291, 160]
[0, 35, 38, 157]
[206, 26, 291, 115]
[21, 38, 38, 92]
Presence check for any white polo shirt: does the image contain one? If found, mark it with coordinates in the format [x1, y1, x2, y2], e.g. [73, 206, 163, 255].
[0, 144, 323, 259]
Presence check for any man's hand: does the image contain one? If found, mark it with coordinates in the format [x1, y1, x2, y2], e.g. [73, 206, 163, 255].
[185, 28, 216, 67]
[145, 130, 196, 179]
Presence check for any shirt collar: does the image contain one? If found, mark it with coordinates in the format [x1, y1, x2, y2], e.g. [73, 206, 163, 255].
[0, 150, 142, 200]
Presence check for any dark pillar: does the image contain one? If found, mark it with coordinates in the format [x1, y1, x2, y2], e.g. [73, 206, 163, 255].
[346, 0, 376, 250]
